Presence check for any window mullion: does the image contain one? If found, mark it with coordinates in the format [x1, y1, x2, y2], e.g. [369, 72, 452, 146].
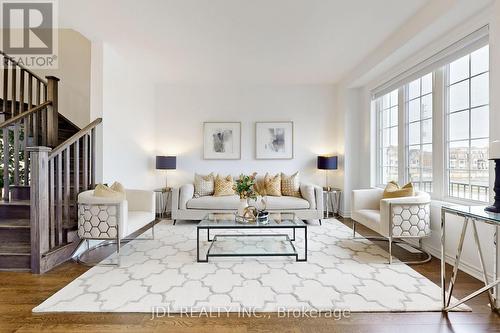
[398, 86, 406, 185]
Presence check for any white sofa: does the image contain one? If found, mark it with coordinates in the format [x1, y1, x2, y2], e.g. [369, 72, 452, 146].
[77, 189, 155, 265]
[351, 188, 431, 264]
[172, 181, 324, 222]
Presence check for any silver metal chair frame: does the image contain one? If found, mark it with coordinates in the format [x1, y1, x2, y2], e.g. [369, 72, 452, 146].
[352, 201, 432, 265]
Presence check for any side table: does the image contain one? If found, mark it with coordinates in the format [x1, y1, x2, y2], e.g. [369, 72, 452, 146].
[322, 188, 342, 223]
[154, 187, 172, 218]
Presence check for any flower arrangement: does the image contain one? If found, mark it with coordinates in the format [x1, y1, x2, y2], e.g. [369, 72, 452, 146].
[233, 173, 258, 200]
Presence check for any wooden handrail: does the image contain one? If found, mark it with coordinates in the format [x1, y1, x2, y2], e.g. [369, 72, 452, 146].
[0, 50, 47, 84]
[0, 101, 52, 129]
[49, 118, 102, 158]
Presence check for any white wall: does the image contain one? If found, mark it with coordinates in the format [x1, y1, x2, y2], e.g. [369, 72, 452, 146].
[154, 84, 337, 188]
[35, 29, 91, 128]
[336, 3, 499, 282]
[101, 44, 157, 189]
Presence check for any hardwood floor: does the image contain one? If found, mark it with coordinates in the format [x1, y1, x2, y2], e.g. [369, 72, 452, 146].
[0, 219, 499, 333]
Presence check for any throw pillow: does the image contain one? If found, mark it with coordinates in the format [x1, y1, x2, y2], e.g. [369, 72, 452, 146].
[214, 174, 235, 196]
[281, 172, 301, 197]
[382, 181, 414, 199]
[264, 173, 281, 196]
[194, 173, 215, 198]
[110, 181, 126, 197]
[94, 184, 125, 199]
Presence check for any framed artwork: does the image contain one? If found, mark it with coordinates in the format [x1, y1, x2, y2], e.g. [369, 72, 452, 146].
[255, 121, 294, 159]
[203, 122, 241, 160]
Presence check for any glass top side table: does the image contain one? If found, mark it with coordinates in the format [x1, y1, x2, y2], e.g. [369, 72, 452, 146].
[154, 187, 172, 218]
[322, 188, 342, 223]
[441, 205, 500, 311]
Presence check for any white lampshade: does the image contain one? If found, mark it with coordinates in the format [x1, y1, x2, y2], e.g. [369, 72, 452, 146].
[490, 140, 500, 160]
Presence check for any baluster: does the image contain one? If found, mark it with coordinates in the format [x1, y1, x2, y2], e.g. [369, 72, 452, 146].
[73, 140, 79, 221]
[20, 71, 28, 185]
[83, 135, 88, 190]
[49, 158, 55, 248]
[56, 154, 63, 245]
[27, 74, 33, 141]
[64, 148, 70, 239]
[91, 128, 96, 187]
[3, 61, 9, 201]
[12, 66, 19, 185]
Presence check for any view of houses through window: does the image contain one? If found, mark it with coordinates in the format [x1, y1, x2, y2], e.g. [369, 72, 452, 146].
[375, 44, 489, 203]
[446, 45, 489, 202]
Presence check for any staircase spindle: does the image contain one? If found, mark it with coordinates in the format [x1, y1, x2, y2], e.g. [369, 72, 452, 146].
[20, 70, 27, 185]
[11, 66, 19, 185]
[83, 135, 88, 190]
[27, 74, 33, 139]
[64, 148, 70, 236]
[56, 154, 62, 245]
[73, 140, 79, 219]
[49, 158, 55, 248]
[2, 61, 9, 201]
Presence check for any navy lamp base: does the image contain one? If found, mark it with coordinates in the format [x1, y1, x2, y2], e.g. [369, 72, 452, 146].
[485, 159, 500, 213]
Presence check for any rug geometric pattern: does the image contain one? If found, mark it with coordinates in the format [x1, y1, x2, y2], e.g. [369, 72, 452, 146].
[33, 219, 465, 313]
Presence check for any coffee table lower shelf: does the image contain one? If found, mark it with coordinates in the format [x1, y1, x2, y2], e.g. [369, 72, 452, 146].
[197, 228, 307, 262]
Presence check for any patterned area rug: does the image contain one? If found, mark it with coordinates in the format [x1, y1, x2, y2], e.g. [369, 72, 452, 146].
[33, 219, 464, 313]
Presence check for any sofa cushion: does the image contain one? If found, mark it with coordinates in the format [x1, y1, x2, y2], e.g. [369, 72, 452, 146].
[265, 196, 310, 210]
[187, 195, 240, 210]
[186, 195, 310, 210]
[126, 211, 154, 236]
[352, 209, 381, 234]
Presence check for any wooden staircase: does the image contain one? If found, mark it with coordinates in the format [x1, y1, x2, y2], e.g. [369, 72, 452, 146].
[0, 51, 102, 273]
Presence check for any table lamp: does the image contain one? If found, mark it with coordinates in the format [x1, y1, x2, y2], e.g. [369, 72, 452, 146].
[156, 156, 176, 190]
[486, 141, 500, 213]
[317, 156, 338, 191]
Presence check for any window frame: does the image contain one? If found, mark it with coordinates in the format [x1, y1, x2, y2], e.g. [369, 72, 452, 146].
[444, 46, 490, 204]
[373, 43, 490, 204]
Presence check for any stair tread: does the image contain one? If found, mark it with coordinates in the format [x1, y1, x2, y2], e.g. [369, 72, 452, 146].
[0, 200, 30, 206]
[0, 242, 30, 255]
[0, 219, 29, 228]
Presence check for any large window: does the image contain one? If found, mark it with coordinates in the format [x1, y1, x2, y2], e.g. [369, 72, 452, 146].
[374, 39, 490, 203]
[406, 73, 433, 192]
[446, 45, 489, 202]
[377, 89, 399, 185]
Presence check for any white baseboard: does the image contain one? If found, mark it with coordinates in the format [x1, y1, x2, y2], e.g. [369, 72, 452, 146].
[422, 242, 494, 283]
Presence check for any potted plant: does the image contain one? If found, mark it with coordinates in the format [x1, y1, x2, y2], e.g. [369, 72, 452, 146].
[233, 173, 258, 216]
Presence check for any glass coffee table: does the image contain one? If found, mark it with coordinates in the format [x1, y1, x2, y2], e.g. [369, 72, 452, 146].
[197, 213, 307, 262]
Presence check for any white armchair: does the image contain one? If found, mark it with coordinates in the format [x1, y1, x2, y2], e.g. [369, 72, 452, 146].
[77, 189, 155, 266]
[351, 188, 431, 264]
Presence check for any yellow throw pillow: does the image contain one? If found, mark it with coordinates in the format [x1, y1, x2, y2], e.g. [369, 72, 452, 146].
[281, 172, 301, 197]
[382, 181, 414, 199]
[94, 184, 125, 199]
[110, 182, 126, 197]
[214, 174, 235, 196]
[264, 173, 281, 196]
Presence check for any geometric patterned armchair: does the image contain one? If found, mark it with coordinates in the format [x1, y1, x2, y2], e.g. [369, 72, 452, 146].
[351, 188, 431, 264]
[77, 189, 155, 266]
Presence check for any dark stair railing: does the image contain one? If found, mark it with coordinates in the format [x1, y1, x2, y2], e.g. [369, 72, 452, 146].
[30, 118, 101, 274]
[0, 50, 102, 273]
[0, 51, 60, 201]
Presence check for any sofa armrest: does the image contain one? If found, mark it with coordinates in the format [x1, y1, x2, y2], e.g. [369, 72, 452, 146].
[379, 192, 431, 237]
[178, 184, 194, 210]
[125, 189, 155, 213]
[314, 185, 323, 213]
[300, 183, 316, 209]
[351, 188, 383, 212]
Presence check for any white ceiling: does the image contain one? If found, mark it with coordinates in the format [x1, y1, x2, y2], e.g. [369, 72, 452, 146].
[60, 0, 431, 84]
